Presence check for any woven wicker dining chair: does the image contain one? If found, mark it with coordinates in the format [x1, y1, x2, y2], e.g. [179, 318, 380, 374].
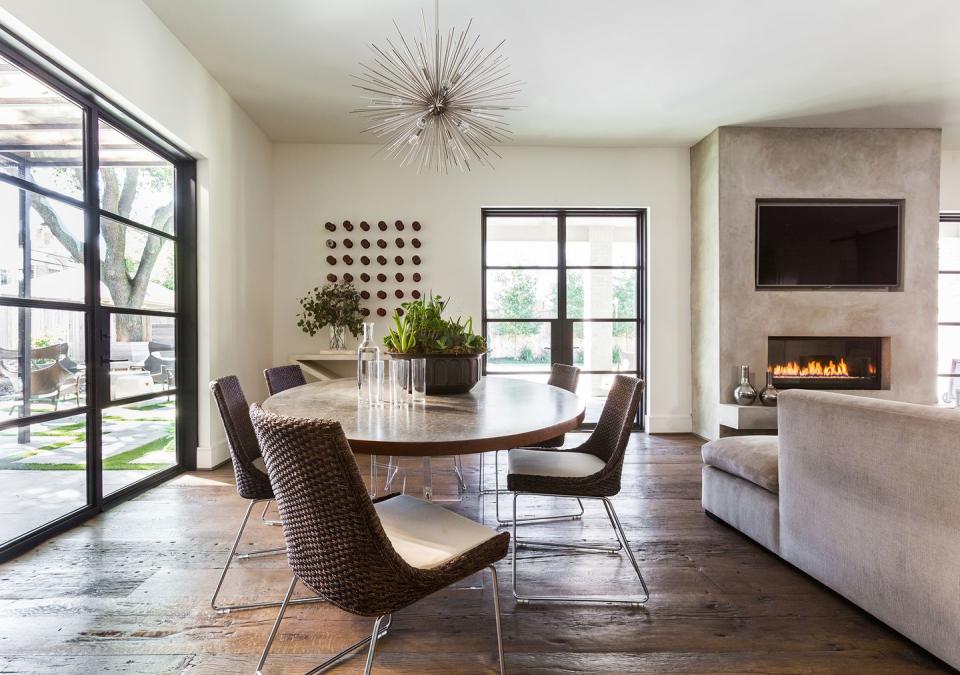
[263, 364, 306, 396]
[484, 364, 584, 525]
[249, 404, 509, 675]
[507, 374, 649, 605]
[208, 376, 322, 613]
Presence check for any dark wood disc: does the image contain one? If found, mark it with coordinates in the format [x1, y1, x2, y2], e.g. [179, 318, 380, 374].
[412, 289, 421, 299]
[343, 220, 353, 231]
[395, 273, 404, 282]
[377, 290, 387, 299]
[412, 255, 421, 265]
[343, 239, 354, 248]
[395, 238, 405, 248]
[325, 255, 337, 265]
[395, 220, 405, 231]
[360, 290, 370, 299]
[361, 256, 371, 265]
[376, 308, 387, 317]
[378, 221, 388, 231]
[360, 273, 371, 282]
[411, 238, 421, 248]
[343, 255, 354, 265]
[360, 221, 371, 231]
[377, 255, 387, 265]
[361, 239, 371, 249]
[324, 222, 336, 232]
[325, 239, 336, 249]
[377, 273, 387, 282]
[413, 272, 421, 282]
[326, 273, 337, 282]
[411, 221, 421, 231]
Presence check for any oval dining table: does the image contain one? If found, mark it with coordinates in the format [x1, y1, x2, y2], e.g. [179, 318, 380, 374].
[262, 376, 584, 500]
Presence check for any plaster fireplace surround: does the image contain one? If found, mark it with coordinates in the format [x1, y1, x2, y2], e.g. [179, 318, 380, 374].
[691, 127, 941, 439]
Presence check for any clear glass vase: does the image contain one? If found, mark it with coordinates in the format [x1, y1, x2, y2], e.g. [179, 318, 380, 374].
[329, 325, 346, 350]
[357, 322, 381, 402]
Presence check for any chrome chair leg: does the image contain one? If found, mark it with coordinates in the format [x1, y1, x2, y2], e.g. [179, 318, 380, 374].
[511, 492, 650, 606]
[362, 614, 387, 675]
[489, 565, 505, 675]
[453, 455, 467, 494]
[211, 500, 323, 614]
[259, 499, 282, 527]
[494, 451, 584, 526]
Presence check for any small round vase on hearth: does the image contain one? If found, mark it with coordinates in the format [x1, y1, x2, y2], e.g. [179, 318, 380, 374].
[733, 365, 758, 405]
[759, 371, 778, 407]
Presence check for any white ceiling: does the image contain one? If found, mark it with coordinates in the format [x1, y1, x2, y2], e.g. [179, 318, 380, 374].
[144, 0, 960, 148]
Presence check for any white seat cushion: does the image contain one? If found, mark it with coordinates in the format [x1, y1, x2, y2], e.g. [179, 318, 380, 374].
[375, 494, 500, 569]
[252, 456, 267, 473]
[507, 448, 606, 478]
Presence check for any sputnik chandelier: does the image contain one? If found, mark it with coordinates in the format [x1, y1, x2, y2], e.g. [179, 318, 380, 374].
[352, 0, 521, 173]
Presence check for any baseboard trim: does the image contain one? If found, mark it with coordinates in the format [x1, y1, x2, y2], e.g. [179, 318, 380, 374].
[196, 438, 228, 470]
[645, 414, 692, 433]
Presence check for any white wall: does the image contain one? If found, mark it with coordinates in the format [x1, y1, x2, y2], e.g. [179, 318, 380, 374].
[0, 0, 275, 467]
[273, 144, 692, 432]
[943, 150, 960, 210]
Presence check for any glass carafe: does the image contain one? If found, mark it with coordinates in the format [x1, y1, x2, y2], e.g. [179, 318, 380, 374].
[357, 322, 381, 401]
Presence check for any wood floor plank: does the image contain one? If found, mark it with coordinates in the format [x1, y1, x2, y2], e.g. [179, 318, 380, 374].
[0, 433, 949, 673]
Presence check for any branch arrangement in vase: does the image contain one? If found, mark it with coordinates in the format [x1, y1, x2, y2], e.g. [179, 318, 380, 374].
[383, 294, 487, 355]
[296, 281, 364, 349]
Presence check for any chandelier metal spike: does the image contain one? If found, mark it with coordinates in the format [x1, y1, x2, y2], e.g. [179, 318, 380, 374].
[351, 0, 522, 173]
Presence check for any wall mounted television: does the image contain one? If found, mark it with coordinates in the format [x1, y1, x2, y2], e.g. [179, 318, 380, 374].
[755, 199, 903, 289]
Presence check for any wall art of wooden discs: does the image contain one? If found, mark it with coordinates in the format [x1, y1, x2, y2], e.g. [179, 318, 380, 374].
[413, 272, 421, 282]
[325, 255, 337, 265]
[361, 255, 371, 265]
[377, 273, 387, 282]
[360, 221, 370, 231]
[324, 222, 336, 232]
[377, 290, 387, 300]
[378, 220, 388, 231]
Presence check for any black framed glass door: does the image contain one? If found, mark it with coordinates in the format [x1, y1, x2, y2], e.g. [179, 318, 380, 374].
[0, 34, 197, 560]
[481, 208, 646, 427]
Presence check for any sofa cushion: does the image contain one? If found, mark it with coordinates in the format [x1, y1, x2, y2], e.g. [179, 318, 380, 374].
[701, 435, 779, 493]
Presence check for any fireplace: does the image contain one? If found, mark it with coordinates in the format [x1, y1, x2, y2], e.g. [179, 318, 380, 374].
[767, 336, 882, 390]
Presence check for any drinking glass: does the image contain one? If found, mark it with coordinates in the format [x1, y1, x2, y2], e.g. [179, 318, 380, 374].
[387, 359, 410, 407]
[359, 359, 383, 407]
[411, 358, 427, 403]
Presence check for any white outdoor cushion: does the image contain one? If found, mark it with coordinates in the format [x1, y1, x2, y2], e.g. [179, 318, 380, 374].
[375, 494, 499, 569]
[252, 457, 267, 473]
[507, 448, 606, 478]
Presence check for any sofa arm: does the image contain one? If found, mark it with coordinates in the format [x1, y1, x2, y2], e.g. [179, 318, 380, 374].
[778, 390, 960, 669]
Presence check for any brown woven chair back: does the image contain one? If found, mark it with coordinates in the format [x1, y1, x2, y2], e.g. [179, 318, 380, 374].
[547, 363, 580, 393]
[209, 376, 272, 501]
[263, 364, 307, 396]
[534, 363, 581, 447]
[249, 404, 509, 617]
[581, 375, 644, 469]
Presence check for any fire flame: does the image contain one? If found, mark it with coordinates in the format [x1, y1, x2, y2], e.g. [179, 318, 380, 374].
[772, 357, 852, 378]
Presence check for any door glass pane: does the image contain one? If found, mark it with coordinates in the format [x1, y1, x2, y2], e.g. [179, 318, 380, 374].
[486, 321, 551, 372]
[0, 55, 85, 200]
[940, 221, 960, 272]
[567, 269, 637, 319]
[100, 217, 175, 311]
[486, 216, 557, 266]
[99, 121, 175, 230]
[566, 216, 637, 267]
[940, 274, 960, 323]
[109, 314, 175, 400]
[0, 182, 85, 303]
[573, 321, 637, 371]
[486, 269, 557, 319]
[102, 395, 176, 496]
[0, 413, 87, 543]
[0, 306, 86, 419]
[938, 325, 960, 376]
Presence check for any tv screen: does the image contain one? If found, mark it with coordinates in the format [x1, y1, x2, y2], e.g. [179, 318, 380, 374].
[755, 200, 901, 288]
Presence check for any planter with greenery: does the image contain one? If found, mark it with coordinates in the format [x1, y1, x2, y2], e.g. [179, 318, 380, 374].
[296, 281, 364, 350]
[383, 294, 487, 394]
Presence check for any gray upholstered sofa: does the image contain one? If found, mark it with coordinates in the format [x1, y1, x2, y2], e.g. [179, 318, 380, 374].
[701, 389, 960, 669]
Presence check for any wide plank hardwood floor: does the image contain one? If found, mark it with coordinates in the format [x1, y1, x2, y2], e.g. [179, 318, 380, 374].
[0, 433, 948, 674]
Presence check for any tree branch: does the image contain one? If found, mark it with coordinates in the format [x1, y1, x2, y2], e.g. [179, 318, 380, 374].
[30, 197, 83, 264]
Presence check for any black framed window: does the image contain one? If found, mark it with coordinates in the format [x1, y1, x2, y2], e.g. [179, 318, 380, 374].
[481, 208, 646, 427]
[0, 30, 197, 561]
[939, 212, 960, 403]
